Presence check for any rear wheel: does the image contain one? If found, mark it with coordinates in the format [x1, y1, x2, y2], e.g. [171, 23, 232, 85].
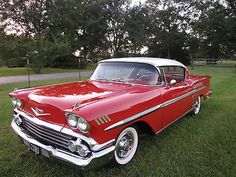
[113, 127, 138, 165]
[193, 96, 201, 115]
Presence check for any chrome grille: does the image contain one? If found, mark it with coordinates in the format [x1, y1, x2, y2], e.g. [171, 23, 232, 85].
[18, 114, 74, 150]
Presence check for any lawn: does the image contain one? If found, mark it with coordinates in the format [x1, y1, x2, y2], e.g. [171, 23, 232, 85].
[0, 64, 96, 77]
[0, 67, 235, 177]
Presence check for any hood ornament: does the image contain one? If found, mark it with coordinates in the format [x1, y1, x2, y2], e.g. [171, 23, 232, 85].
[31, 107, 50, 116]
[73, 102, 80, 110]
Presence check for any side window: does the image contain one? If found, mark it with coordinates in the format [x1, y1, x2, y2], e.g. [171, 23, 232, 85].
[161, 66, 185, 83]
[135, 67, 161, 85]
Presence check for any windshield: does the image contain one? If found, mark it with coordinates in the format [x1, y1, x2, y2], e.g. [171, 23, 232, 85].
[90, 62, 161, 85]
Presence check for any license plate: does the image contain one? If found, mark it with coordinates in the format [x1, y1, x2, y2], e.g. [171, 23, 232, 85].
[30, 143, 40, 154]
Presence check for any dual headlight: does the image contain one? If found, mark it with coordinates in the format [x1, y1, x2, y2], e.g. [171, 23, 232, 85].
[11, 97, 23, 108]
[66, 113, 90, 133]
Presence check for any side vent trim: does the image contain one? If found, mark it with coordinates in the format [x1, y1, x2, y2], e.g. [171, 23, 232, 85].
[95, 116, 111, 125]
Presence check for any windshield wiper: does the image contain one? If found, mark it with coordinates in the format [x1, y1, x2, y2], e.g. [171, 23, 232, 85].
[97, 78, 128, 83]
[111, 79, 122, 82]
[110, 79, 129, 83]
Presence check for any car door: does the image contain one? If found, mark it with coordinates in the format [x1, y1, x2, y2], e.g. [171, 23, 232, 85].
[160, 66, 193, 127]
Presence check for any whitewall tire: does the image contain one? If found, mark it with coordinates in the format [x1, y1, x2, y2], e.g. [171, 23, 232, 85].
[193, 96, 201, 115]
[114, 127, 138, 165]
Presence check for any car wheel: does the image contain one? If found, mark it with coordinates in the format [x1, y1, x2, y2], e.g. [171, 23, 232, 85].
[113, 127, 138, 165]
[193, 96, 201, 115]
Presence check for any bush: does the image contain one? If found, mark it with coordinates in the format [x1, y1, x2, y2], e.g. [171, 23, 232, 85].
[50, 55, 88, 69]
[7, 58, 26, 68]
[28, 56, 44, 73]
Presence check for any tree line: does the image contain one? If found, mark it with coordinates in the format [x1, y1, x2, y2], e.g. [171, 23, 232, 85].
[0, 0, 235, 73]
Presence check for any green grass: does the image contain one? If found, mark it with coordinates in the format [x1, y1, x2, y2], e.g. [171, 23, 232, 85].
[0, 64, 96, 77]
[0, 67, 235, 177]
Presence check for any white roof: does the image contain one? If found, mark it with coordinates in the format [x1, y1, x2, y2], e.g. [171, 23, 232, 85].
[100, 57, 187, 69]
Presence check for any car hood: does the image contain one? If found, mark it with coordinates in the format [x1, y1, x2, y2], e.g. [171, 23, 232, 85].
[27, 80, 135, 109]
[19, 80, 146, 126]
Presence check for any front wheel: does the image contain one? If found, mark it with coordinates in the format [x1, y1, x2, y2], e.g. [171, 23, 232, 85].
[193, 96, 201, 115]
[113, 127, 138, 165]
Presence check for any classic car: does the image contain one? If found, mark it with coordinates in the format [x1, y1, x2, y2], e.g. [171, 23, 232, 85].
[10, 57, 212, 168]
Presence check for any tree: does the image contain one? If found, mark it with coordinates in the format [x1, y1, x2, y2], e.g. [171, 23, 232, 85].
[0, 0, 71, 72]
[0, 31, 29, 67]
[47, 0, 110, 61]
[1, 0, 235, 68]
[103, 0, 131, 57]
[26, 34, 71, 73]
[125, 3, 150, 55]
[192, 1, 236, 59]
[0, 0, 54, 37]
[146, 0, 191, 64]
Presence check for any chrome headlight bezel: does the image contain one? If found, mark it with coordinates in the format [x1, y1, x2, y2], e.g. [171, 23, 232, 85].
[65, 113, 90, 133]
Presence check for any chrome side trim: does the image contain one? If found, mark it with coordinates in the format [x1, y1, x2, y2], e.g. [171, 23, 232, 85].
[105, 86, 206, 131]
[105, 104, 163, 131]
[91, 139, 115, 152]
[163, 86, 206, 107]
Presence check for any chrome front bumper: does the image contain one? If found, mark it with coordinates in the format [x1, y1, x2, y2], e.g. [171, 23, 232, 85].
[11, 110, 115, 168]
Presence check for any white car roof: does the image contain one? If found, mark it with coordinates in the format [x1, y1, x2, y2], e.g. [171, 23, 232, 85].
[100, 57, 187, 69]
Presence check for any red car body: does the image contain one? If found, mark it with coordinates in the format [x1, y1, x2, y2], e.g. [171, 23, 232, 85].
[10, 58, 212, 168]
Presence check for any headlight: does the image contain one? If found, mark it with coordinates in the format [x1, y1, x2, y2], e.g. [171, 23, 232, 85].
[16, 99, 22, 108]
[11, 97, 23, 108]
[66, 113, 90, 133]
[77, 117, 90, 132]
[11, 97, 17, 107]
[67, 114, 78, 128]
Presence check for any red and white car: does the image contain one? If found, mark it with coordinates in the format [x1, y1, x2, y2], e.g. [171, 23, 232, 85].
[10, 57, 212, 168]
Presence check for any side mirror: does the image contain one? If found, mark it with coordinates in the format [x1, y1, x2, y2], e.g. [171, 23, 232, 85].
[170, 79, 177, 87]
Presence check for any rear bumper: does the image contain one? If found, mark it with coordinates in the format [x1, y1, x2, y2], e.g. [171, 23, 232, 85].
[11, 111, 115, 168]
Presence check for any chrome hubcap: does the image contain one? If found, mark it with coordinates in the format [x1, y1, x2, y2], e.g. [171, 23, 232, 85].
[116, 131, 134, 158]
